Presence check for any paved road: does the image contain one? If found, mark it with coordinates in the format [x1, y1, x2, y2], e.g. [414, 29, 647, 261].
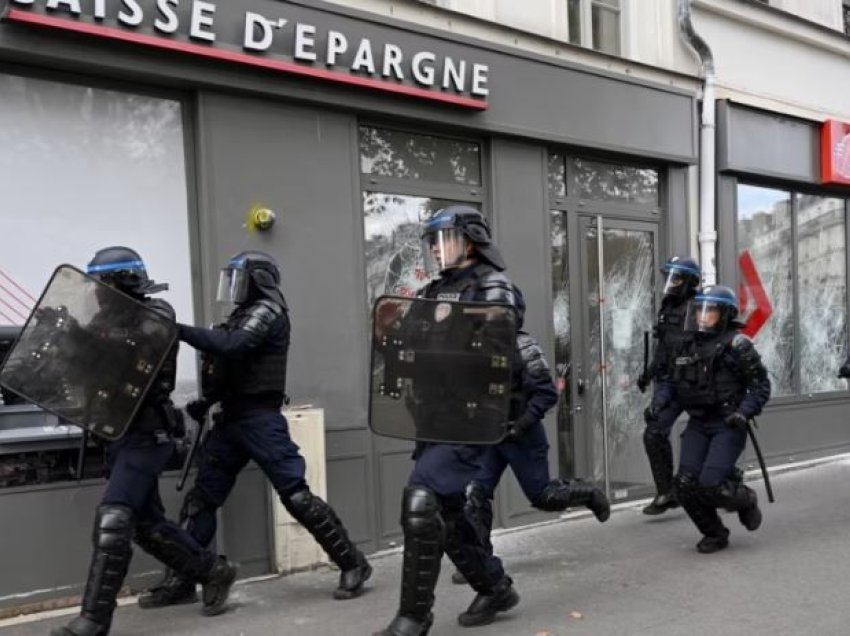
[6, 458, 850, 635]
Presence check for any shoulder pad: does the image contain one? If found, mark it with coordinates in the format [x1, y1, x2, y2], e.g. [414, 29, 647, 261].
[478, 271, 516, 307]
[241, 300, 284, 334]
[731, 333, 754, 352]
[144, 298, 176, 322]
[517, 332, 550, 374]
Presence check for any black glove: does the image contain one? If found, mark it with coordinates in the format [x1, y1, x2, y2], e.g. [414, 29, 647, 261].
[724, 412, 748, 429]
[637, 373, 650, 394]
[185, 399, 211, 422]
[643, 406, 659, 425]
[506, 414, 535, 442]
[839, 361, 850, 379]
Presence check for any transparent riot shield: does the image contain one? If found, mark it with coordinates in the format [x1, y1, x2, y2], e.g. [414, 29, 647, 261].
[369, 296, 516, 444]
[0, 265, 177, 441]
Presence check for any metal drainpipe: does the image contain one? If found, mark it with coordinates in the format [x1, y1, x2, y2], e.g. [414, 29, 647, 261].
[677, 0, 717, 286]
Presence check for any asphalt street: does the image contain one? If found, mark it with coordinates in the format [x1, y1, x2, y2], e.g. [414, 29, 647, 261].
[5, 457, 850, 636]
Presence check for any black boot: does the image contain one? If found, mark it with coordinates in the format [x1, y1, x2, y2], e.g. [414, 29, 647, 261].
[200, 556, 238, 617]
[643, 425, 676, 513]
[137, 570, 197, 609]
[713, 481, 762, 532]
[696, 530, 730, 554]
[675, 475, 730, 553]
[133, 521, 236, 616]
[457, 577, 520, 627]
[377, 487, 444, 635]
[50, 616, 109, 636]
[335, 551, 373, 600]
[642, 492, 680, 516]
[51, 505, 134, 636]
[532, 479, 610, 522]
[284, 489, 371, 599]
[373, 613, 433, 636]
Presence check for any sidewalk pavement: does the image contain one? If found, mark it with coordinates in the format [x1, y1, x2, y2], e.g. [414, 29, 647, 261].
[5, 457, 850, 635]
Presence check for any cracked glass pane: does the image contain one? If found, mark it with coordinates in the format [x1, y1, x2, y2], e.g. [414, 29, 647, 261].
[737, 184, 794, 396]
[359, 126, 481, 186]
[797, 194, 846, 394]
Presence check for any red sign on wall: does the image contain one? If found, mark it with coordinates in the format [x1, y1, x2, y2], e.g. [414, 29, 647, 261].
[738, 249, 773, 339]
[821, 119, 850, 185]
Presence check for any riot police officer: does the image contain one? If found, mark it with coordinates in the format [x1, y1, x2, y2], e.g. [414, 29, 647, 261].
[452, 326, 609, 585]
[53, 247, 236, 636]
[638, 256, 701, 515]
[376, 207, 523, 636]
[657, 286, 771, 554]
[139, 251, 371, 608]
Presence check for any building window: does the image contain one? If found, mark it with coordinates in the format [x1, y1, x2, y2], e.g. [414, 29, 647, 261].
[737, 184, 847, 398]
[567, 0, 622, 56]
[0, 71, 195, 487]
[359, 126, 484, 308]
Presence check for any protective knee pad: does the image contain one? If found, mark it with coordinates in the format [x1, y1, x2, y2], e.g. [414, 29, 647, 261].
[401, 486, 444, 539]
[94, 505, 134, 554]
[673, 473, 700, 506]
[284, 488, 359, 570]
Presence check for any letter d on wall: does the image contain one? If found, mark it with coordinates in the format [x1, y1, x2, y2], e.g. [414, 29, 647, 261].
[244, 12, 273, 52]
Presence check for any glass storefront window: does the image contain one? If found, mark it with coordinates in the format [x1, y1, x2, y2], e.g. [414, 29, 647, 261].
[359, 126, 481, 186]
[571, 158, 659, 205]
[363, 192, 480, 306]
[0, 72, 194, 487]
[797, 194, 846, 394]
[737, 185, 794, 396]
[360, 126, 484, 310]
[737, 184, 848, 397]
[548, 154, 567, 199]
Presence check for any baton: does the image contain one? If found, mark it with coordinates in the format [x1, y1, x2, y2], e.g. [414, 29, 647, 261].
[746, 418, 775, 504]
[643, 331, 649, 378]
[177, 404, 210, 492]
[74, 427, 89, 481]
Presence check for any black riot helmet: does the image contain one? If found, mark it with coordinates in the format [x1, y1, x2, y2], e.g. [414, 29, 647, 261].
[660, 255, 701, 300]
[86, 246, 167, 297]
[217, 250, 287, 308]
[684, 285, 740, 335]
[421, 206, 506, 274]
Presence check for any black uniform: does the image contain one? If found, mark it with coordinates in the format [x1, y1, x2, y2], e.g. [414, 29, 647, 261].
[52, 248, 235, 636]
[141, 252, 371, 609]
[641, 294, 691, 512]
[658, 310, 771, 553]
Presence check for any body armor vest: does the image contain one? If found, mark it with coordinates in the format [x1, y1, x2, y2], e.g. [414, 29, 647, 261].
[673, 331, 743, 414]
[202, 299, 289, 401]
[422, 263, 526, 419]
[654, 298, 689, 378]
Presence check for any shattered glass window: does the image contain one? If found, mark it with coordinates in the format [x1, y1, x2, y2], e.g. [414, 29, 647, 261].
[737, 185, 794, 396]
[363, 193, 480, 308]
[548, 153, 567, 199]
[572, 158, 658, 205]
[797, 194, 846, 394]
[551, 211, 573, 478]
[359, 127, 481, 186]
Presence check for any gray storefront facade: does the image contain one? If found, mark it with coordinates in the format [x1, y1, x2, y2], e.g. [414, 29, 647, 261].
[716, 100, 850, 471]
[0, 0, 706, 610]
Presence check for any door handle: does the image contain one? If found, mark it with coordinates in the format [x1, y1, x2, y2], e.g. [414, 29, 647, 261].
[570, 405, 583, 415]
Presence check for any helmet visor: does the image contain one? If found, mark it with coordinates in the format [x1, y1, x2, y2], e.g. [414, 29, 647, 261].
[685, 299, 727, 334]
[216, 266, 250, 304]
[662, 270, 688, 297]
[421, 228, 468, 275]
